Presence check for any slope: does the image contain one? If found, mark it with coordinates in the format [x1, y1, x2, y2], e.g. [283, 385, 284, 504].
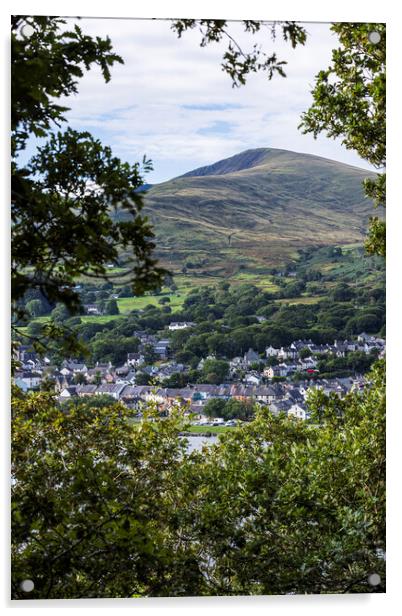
[126, 148, 377, 276]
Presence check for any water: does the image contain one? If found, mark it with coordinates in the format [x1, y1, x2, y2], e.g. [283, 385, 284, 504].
[183, 435, 219, 453]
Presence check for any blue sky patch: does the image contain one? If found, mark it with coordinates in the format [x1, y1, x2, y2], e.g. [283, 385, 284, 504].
[197, 121, 235, 135]
[183, 103, 244, 111]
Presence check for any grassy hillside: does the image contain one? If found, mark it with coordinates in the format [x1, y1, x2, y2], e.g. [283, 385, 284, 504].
[127, 148, 377, 277]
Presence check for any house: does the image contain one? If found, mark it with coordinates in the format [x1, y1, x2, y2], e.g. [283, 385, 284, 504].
[278, 347, 298, 361]
[266, 364, 290, 379]
[21, 358, 43, 372]
[86, 363, 113, 383]
[215, 384, 231, 399]
[84, 304, 101, 315]
[287, 403, 309, 420]
[265, 366, 282, 379]
[254, 386, 277, 404]
[192, 384, 217, 400]
[76, 384, 98, 397]
[289, 340, 315, 356]
[115, 365, 129, 377]
[126, 353, 145, 368]
[153, 339, 170, 359]
[285, 388, 305, 405]
[265, 345, 280, 358]
[165, 387, 194, 402]
[230, 384, 254, 401]
[62, 361, 88, 374]
[157, 362, 186, 379]
[94, 383, 126, 400]
[59, 385, 78, 400]
[269, 400, 292, 416]
[140, 365, 159, 378]
[243, 348, 260, 366]
[15, 347, 38, 364]
[168, 321, 195, 331]
[244, 373, 262, 385]
[299, 357, 318, 371]
[333, 340, 347, 357]
[119, 385, 143, 408]
[14, 371, 42, 391]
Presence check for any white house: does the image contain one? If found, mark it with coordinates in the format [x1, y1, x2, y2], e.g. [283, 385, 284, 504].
[244, 373, 262, 385]
[126, 353, 145, 368]
[168, 321, 195, 331]
[265, 345, 280, 358]
[299, 357, 318, 370]
[287, 403, 309, 420]
[59, 386, 78, 399]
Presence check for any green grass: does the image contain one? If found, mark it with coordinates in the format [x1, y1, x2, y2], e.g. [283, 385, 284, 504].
[185, 425, 234, 434]
[126, 420, 233, 435]
[117, 292, 187, 314]
[274, 295, 326, 305]
[78, 315, 123, 324]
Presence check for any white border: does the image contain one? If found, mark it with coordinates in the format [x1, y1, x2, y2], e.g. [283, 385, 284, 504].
[2, 1, 401, 614]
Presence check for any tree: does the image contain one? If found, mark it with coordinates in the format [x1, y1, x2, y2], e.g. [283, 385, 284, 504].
[105, 299, 120, 315]
[91, 335, 138, 366]
[12, 16, 166, 328]
[299, 23, 386, 256]
[26, 321, 45, 338]
[12, 361, 385, 597]
[119, 285, 134, 298]
[11, 392, 202, 598]
[25, 299, 44, 317]
[163, 373, 188, 388]
[171, 20, 306, 87]
[331, 283, 355, 302]
[73, 372, 86, 385]
[299, 347, 311, 360]
[78, 394, 117, 409]
[203, 398, 226, 418]
[223, 399, 255, 421]
[202, 359, 229, 384]
[345, 313, 382, 336]
[50, 303, 70, 322]
[135, 372, 152, 386]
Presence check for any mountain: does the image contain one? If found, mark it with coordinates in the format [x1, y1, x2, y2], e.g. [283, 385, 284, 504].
[127, 148, 377, 276]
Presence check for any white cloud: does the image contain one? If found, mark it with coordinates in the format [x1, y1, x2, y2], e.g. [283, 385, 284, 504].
[60, 18, 374, 182]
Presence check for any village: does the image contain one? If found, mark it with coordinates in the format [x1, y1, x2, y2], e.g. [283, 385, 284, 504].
[14, 329, 385, 424]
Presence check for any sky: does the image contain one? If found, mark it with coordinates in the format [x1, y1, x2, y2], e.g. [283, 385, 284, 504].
[25, 18, 375, 184]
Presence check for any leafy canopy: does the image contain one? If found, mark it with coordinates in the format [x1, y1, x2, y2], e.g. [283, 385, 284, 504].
[11, 16, 167, 333]
[12, 360, 385, 597]
[299, 23, 386, 257]
[171, 20, 307, 87]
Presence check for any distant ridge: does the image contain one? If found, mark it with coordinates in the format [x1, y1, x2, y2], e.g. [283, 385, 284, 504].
[179, 148, 273, 177]
[135, 183, 154, 193]
[178, 147, 367, 179]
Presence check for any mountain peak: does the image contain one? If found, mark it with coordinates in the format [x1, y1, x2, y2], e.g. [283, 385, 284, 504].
[122, 147, 375, 276]
[177, 147, 368, 179]
[179, 148, 283, 178]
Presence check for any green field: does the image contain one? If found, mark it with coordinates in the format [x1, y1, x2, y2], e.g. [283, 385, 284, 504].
[184, 425, 234, 434]
[117, 292, 187, 314]
[274, 295, 326, 305]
